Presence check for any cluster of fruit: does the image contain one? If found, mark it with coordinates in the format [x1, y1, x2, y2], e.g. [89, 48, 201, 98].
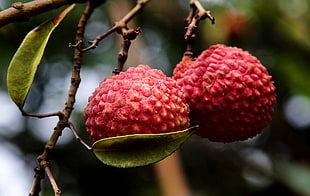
[84, 44, 276, 143]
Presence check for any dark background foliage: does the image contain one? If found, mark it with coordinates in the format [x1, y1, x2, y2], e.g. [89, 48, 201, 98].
[1, 0, 310, 195]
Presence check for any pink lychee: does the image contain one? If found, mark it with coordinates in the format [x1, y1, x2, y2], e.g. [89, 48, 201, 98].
[172, 55, 194, 81]
[84, 65, 190, 141]
[173, 44, 276, 143]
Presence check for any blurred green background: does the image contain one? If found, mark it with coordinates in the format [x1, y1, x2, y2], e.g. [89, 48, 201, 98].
[1, 0, 310, 195]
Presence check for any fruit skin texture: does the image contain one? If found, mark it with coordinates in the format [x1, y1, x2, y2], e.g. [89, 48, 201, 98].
[172, 55, 194, 81]
[84, 65, 190, 142]
[173, 44, 276, 143]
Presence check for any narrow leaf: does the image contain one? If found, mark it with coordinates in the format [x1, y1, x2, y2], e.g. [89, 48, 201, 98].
[6, 4, 75, 109]
[92, 126, 198, 168]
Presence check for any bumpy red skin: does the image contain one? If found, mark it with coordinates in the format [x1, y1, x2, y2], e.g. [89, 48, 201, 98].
[173, 44, 276, 143]
[84, 65, 190, 142]
[172, 55, 194, 81]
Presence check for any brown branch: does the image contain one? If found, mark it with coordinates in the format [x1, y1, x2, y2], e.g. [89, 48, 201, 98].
[79, 26, 117, 51]
[120, 0, 149, 24]
[184, 35, 195, 58]
[28, 1, 98, 195]
[185, 0, 214, 40]
[68, 122, 92, 151]
[0, 0, 87, 28]
[184, 0, 215, 56]
[79, 0, 150, 52]
[28, 166, 44, 196]
[192, 0, 214, 22]
[113, 39, 131, 75]
[26, 0, 149, 195]
[184, 1, 196, 26]
[43, 161, 62, 196]
[22, 110, 64, 119]
[113, 28, 141, 74]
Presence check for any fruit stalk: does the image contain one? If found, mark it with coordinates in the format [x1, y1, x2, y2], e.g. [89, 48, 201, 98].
[184, 0, 215, 56]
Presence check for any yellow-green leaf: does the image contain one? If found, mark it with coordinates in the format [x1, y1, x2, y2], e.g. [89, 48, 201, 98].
[7, 4, 75, 109]
[92, 126, 198, 168]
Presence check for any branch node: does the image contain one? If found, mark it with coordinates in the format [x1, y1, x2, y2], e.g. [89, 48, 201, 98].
[184, 0, 214, 54]
[69, 40, 83, 51]
[115, 21, 127, 30]
[12, 2, 24, 9]
[123, 27, 141, 40]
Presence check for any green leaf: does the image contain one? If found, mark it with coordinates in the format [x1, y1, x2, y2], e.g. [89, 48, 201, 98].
[92, 126, 198, 168]
[6, 4, 75, 109]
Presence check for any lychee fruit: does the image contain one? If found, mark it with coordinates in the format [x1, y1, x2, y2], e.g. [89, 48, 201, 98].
[173, 44, 276, 143]
[172, 54, 194, 81]
[84, 65, 190, 142]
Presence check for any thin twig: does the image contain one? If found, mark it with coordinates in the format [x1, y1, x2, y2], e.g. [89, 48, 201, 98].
[184, 0, 215, 56]
[28, 166, 44, 196]
[68, 122, 92, 151]
[27, 0, 150, 195]
[82, 28, 116, 52]
[22, 110, 64, 119]
[185, 0, 214, 40]
[184, 1, 196, 26]
[113, 39, 131, 74]
[113, 28, 141, 74]
[68, 40, 83, 50]
[192, 0, 214, 22]
[43, 161, 62, 196]
[76, 0, 151, 52]
[28, 1, 98, 195]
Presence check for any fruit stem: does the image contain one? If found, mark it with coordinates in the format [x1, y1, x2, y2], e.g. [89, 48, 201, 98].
[68, 122, 92, 151]
[114, 39, 131, 75]
[184, 37, 195, 58]
[113, 28, 142, 75]
[21, 110, 64, 119]
[184, 0, 215, 57]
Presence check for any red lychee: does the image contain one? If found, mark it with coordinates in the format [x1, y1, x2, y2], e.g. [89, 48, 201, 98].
[172, 55, 194, 81]
[173, 44, 276, 143]
[84, 65, 190, 142]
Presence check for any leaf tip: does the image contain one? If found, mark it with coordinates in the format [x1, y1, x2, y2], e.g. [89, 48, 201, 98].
[53, 4, 76, 24]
